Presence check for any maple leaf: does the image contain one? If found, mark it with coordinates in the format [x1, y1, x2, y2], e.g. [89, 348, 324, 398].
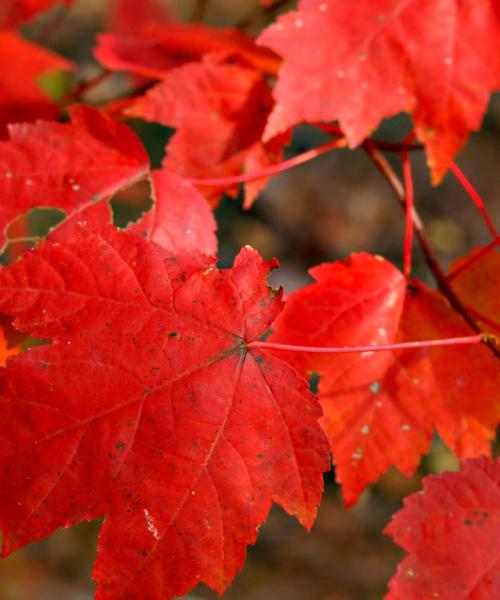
[269, 253, 500, 505]
[0, 322, 18, 366]
[0, 103, 218, 256]
[258, 0, 500, 182]
[385, 456, 500, 599]
[130, 170, 218, 256]
[447, 241, 500, 335]
[95, 22, 280, 81]
[0, 227, 329, 598]
[0, 104, 148, 251]
[0, 31, 74, 137]
[127, 54, 288, 207]
[0, 0, 73, 29]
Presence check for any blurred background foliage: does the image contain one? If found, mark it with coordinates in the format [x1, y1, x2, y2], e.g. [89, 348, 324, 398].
[0, 1, 499, 598]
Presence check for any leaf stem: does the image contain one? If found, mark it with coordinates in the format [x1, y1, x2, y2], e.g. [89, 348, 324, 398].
[248, 334, 494, 354]
[401, 152, 414, 278]
[65, 69, 113, 104]
[189, 138, 347, 186]
[362, 140, 500, 360]
[449, 161, 498, 238]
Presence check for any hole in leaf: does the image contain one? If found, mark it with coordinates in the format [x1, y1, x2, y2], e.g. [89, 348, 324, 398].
[309, 372, 320, 394]
[111, 180, 152, 229]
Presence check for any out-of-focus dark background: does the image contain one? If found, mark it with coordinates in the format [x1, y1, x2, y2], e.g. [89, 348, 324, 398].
[1, 1, 499, 598]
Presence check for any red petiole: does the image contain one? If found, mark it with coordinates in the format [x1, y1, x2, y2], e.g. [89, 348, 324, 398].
[248, 334, 493, 354]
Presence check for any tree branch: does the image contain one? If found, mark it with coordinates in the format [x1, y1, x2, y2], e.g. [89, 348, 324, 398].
[362, 140, 500, 360]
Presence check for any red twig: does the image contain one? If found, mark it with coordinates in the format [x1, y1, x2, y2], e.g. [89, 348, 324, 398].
[248, 334, 494, 354]
[362, 141, 500, 360]
[401, 152, 414, 278]
[64, 69, 113, 104]
[189, 138, 346, 187]
[449, 162, 498, 239]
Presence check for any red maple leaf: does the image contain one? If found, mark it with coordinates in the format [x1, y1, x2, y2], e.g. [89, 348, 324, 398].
[447, 241, 500, 335]
[130, 170, 217, 256]
[385, 456, 500, 599]
[127, 54, 288, 207]
[95, 22, 279, 81]
[0, 227, 329, 598]
[0, 104, 217, 255]
[258, 0, 500, 182]
[0, 104, 149, 250]
[0, 0, 73, 29]
[0, 31, 74, 137]
[269, 253, 500, 505]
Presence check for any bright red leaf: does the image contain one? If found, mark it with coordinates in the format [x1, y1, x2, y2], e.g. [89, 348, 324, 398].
[127, 54, 288, 207]
[0, 227, 329, 598]
[258, 0, 500, 182]
[399, 281, 499, 459]
[0, 104, 149, 251]
[95, 22, 280, 81]
[385, 456, 500, 599]
[130, 169, 218, 256]
[0, 31, 74, 137]
[448, 241, 500, 335]
[0, 0, 72, 29]
[270, 254, 500, 505]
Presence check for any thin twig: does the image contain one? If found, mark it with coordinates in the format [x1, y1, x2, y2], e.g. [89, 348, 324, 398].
[449, 161, 498, 239]
[64, 69, 113, 104]
[362, 140, 500, 360]
[189, 137, 346, 186]
[401, 152, 414, 278]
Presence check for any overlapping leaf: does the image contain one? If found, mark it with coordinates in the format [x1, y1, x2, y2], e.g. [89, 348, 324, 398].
[385, 456, 500, 599]
[270, 253, 500, 505]
[130, 170, 217, 256]
[0, 0, 73, 29]
[0, 103, 148, 249]
[258, 0, 500, 181]
[0, 31, 74, 137]
[128, 54, 288, 207]
[447, 240, 500, 334]
[0, 227, 329, 599]
[95, 22, 279, 80]
[0, 103, 217, 255]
